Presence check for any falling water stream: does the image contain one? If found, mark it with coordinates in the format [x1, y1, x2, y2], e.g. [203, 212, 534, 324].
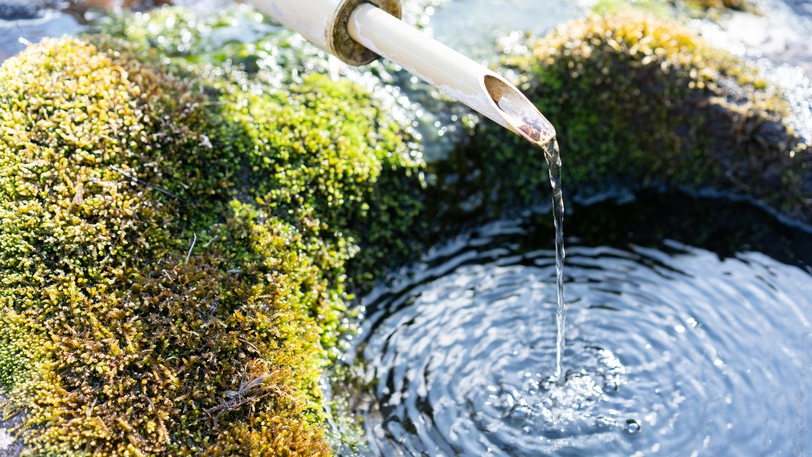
[494, 93, 567, 381]
[543, 140, 566, 382]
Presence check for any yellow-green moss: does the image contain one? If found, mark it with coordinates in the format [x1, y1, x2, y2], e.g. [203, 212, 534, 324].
[684, 0, 753, 13]
[0, 31, 423, 455]
[445, 13, 810, 224]
[100, 5, 324, 77]
[528, 12, 788, 179]
[591, 0, 755, 17]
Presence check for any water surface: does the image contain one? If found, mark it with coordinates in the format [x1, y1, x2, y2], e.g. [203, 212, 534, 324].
[341, 193, 812, 456]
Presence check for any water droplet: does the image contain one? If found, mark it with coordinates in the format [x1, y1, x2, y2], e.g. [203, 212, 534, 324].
[604, 380, 620, 392]
[626, 419, 642, 435]
[595, 416, 615, 428]
[541, 376, 557, 390]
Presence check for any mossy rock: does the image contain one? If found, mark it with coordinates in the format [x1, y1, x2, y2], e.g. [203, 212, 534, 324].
[591, 0, 756, 17]
[99, 5, 333, 80]
[0, 32, 423, 455]
[683, 0, 752, 13]
[444, 12, 810, 227]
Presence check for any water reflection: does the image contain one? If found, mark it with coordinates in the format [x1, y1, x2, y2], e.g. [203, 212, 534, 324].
[341, 194, 812, 456]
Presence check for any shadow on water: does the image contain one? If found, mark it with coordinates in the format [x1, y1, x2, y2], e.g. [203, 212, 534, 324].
[530, 189, 812, 273]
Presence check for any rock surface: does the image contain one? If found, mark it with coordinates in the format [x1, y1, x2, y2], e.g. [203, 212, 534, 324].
[721, 0, 812, 76]
[0, 1, 41, 21]
[0, 397, 21, 457]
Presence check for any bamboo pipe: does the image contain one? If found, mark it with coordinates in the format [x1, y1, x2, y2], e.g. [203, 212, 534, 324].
[248, 0, 402, 66]
[247, 0, 556, 145]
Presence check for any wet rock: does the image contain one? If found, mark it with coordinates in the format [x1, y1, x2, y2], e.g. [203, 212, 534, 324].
[0, 0, 41, 20]
[720, 4, 812, 77]
[0, 396, 22, 457]
[756, 120, 788, 147]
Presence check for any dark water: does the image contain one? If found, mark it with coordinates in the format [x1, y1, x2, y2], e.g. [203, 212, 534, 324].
[341, 193, 812, 456]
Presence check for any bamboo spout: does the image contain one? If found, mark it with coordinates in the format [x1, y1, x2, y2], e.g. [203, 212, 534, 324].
[247, 0, 556, 145]
[348, 4, 555, 145]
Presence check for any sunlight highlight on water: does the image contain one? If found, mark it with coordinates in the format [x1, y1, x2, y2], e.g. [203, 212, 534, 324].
[345, 220, 812, 456]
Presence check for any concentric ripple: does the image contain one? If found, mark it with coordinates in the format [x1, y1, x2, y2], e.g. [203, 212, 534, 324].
[345, 221, 812, 456]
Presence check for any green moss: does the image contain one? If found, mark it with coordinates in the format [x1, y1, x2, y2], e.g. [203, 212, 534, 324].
[100, 5, 327, 78]
[450, 12, 809, 224]
[592, 0, 755, 17]
[530, 13, 775, 182]
[0, 29, 423, 455]
[99, 4, 427, 284]
[223, 74, 425, 283]
[683, 0, 754, 13]
[591, 0, 671, 17]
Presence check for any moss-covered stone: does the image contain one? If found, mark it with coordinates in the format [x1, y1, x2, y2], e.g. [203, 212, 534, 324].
[592, 0, 755, 17]
[684, 0, 752, 13]
[0, 30, 423, 455]
[447, 12, 810, 226]
[100, 5, 328, 79]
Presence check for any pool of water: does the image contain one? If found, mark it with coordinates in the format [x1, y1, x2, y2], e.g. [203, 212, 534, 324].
[341, 193, 812, 456]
